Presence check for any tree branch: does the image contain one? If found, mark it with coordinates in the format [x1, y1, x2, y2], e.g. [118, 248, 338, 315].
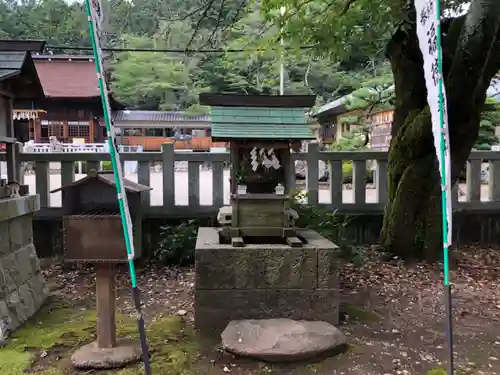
[447, 0, 500, 104]
[185, 0, 218, 50]
[206, 0, 226, 46]
[446, 0, 500, 174]
[340, 0, 358, 16]
[386, 12, 427, 137]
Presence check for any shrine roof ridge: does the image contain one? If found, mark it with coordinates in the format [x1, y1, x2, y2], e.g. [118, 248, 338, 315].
[199, 93, 316, 108]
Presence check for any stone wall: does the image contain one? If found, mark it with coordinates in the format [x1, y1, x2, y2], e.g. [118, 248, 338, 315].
[0, 195, 47, 342]
[194, 228, 340, 334]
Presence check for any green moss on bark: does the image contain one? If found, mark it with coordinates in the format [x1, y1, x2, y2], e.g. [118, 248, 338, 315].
[380, 103, 444, 259]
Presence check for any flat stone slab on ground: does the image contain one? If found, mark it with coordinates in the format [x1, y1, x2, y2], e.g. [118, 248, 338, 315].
[70, 340, 142, 369]
[221, 318, 346, 362]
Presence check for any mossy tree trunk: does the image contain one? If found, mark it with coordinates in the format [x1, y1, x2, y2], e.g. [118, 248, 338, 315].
[381, 1, 500, 259]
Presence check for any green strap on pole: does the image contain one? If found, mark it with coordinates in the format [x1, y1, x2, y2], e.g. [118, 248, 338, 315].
[435, 0, 450, 287]
[83, 1, 151, 374]
[83, 1, 137, 285]
[435, 1, 454, 374]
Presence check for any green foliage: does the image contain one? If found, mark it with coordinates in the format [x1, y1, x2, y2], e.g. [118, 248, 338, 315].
[426, 369, 447, 375]
[341, 161, 373, 183]
[100, 161, 113, 171]
[111, 22, 205, 111]
[326, 132, 373, 183]
[475, 98, 500, 150]
[260, 0, 467, 62]
[345, 66, 394, 112]
[329, 132, 367, 152]
[0, 0, 385, 111]
[290, 190, 371, 265]
[154, 220, 198, 265]
[291, 190, 347, 242]
[73, 161, 113, 173]
[337, 66, 394, 133]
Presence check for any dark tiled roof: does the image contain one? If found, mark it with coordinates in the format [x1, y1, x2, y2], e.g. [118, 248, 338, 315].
[113, 110, 210, 123]
[0, 51, 27, 81]
[50, 172, 152, 193]
[34, 58, 100, 98]
[199, 93, 316, 108]
[0, 40, 45, 53]
[99, 173, 152, 192]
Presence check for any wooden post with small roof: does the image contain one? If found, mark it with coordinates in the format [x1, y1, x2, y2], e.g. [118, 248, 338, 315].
[200, 93, 316, 247]
[50, 169, 152, 369]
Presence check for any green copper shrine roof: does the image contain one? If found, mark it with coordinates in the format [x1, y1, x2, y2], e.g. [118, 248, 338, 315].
[209, 106, 315, 140]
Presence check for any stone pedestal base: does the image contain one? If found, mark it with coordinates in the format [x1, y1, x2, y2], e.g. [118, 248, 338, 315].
[0, 195, 46, 340]
[71, 340, 142, 370]
[195, 228, 340, 334]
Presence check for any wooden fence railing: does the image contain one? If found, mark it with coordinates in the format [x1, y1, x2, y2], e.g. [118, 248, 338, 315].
[0, 143, 498, 218]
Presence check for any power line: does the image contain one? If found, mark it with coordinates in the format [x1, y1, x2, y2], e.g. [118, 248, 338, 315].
[44, 44, 317, 54]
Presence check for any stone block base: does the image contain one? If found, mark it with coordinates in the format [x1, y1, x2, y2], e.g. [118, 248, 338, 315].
[0, 195, 46, 339]
[195, 228, 340, 334]
[71, 340, 142, 370]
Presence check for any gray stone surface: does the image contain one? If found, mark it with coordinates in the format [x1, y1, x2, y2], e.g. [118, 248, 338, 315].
[221, 319, 346, 362]
[196, 289, 339, 334]
[0, 222, 9, 256]
[9, 215, 33, 250]
[71, 340, 142, 369]
[0, 196, 46, 340]
[196, 247, 318, 289]
[195, 228, 340, 334]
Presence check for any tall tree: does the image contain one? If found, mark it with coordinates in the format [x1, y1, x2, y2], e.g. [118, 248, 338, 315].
[110, 25, 203, 110]
[259, 0, 500, 258]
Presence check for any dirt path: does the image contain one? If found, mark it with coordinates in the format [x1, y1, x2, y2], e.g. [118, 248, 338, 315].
[42, 247, 500, 375]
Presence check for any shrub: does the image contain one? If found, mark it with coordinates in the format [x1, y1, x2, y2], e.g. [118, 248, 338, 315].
[290, 190, 348, 244]
[73, 161, 113, 173]
[290, 190, 375, 266]
[101, 161, 113, 171]
[153, 220, 198, 266]
[74, 161, 86, 173]
[341, 161, 373, 184]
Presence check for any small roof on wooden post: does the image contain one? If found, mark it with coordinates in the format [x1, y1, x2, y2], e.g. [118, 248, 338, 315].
[50, 170, 152, 194]
[199, 93, 316, 141]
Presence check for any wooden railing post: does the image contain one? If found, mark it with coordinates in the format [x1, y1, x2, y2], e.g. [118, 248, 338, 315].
[61, 161, 75, 208]
[305, 142, 319, 205]
[488, 159, 500, 201]
[328, 158, 343, 207]
[466, 159, 482, 201]
[352, 160, 366, 204]
[16, 143, 24, 184]
[35, 161, 49, 207]
[212, 161, 224, 208]
[10, 149, 500, 217]
[137, 160, 151, 207]
[161, 143, 175, 209]
[375, 160, 388, 204]
[188, 162, 201, 208]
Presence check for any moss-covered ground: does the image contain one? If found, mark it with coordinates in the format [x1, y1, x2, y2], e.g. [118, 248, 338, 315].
[0, 297, 198, 375]
[5, 250, 500, 375]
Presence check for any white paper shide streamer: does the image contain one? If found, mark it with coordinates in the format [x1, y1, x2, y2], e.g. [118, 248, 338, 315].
[89, 0, 135, 258]
[415, 0, 452, 247]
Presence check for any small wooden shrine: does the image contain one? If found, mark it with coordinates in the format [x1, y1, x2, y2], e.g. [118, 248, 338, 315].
[199, 93, 316, 247]
[50, 170, 151, 369]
